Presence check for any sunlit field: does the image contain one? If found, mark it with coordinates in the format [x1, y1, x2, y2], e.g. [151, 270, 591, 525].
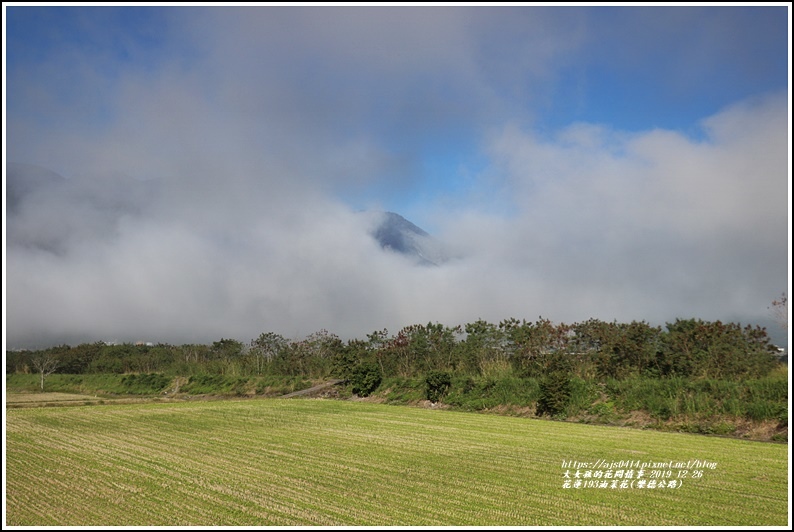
[5, 398, 788, 526]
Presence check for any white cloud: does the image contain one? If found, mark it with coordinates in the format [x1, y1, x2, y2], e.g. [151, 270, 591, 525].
[433, 92, 789, 326]
[6, 93, 788, 348]
[5, 8, 788, 348]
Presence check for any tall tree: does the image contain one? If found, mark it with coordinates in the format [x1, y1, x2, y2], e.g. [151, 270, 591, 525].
[250, 332, 287, 375]
[461, 319, 505, 375]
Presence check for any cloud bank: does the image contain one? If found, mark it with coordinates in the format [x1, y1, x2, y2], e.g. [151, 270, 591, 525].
[5, 7, 789, 348]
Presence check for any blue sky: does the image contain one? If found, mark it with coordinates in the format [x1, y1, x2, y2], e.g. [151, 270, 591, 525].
[4, 4, 791, 347]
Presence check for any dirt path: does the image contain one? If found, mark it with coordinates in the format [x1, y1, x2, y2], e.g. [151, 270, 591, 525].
[279, 379, 346, 398]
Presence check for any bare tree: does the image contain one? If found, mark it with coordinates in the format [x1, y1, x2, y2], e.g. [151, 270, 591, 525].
[769, 292, 788, 330]
[31, 355, 59, 392]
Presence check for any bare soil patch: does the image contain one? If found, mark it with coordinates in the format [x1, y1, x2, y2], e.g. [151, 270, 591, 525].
[6, 392, 100, 404]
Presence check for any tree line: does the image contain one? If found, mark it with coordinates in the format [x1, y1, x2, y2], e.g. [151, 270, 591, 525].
[6, 317, 781, 385]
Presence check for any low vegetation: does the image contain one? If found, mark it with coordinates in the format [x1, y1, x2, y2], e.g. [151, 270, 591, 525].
[5, 316, 788, 442]
[5, 399, 787, 526]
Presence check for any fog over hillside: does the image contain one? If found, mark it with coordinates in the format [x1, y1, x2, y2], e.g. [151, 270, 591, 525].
[6, 140, 789, 351]
[5, 7, 789, 350]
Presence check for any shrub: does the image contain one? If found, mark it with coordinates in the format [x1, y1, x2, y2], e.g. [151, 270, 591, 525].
[536, 371, 571, 418]
[350, 361, 382, 397]
[425, 370, 452, 403]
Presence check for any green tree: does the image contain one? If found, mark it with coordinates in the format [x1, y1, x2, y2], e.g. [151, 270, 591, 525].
[657, 319, 777, 379]
[303, 329, 343, 378]
[249, 332, 288, 375]
[460, 319, 505, 375]
[211, 338, 245, 375]
[596, 321, 662, 379]
[505, 318, 573, 378]
[332, 339, 368, 379]
[59, 342, 103, 374]
[366, 328, 391, 375]
[211, 338, 244, 358]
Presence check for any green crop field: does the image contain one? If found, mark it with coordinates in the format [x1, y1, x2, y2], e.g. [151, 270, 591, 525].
[5, 398, 789, 526]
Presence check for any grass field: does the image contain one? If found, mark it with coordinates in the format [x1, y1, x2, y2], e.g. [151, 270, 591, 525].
[5, 398, 790, 526]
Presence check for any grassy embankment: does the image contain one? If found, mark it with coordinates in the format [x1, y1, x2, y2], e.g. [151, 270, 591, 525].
[5, 373, 312, 397]
[6, 364, 788, 441]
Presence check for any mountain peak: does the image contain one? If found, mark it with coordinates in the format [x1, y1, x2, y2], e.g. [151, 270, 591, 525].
[368, 211, 446, 266]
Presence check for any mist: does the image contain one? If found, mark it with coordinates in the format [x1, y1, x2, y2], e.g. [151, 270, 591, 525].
[5, 7, 789, 349]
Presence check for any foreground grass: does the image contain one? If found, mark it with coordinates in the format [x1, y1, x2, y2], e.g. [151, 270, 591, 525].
[5, 399, 789, 526]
